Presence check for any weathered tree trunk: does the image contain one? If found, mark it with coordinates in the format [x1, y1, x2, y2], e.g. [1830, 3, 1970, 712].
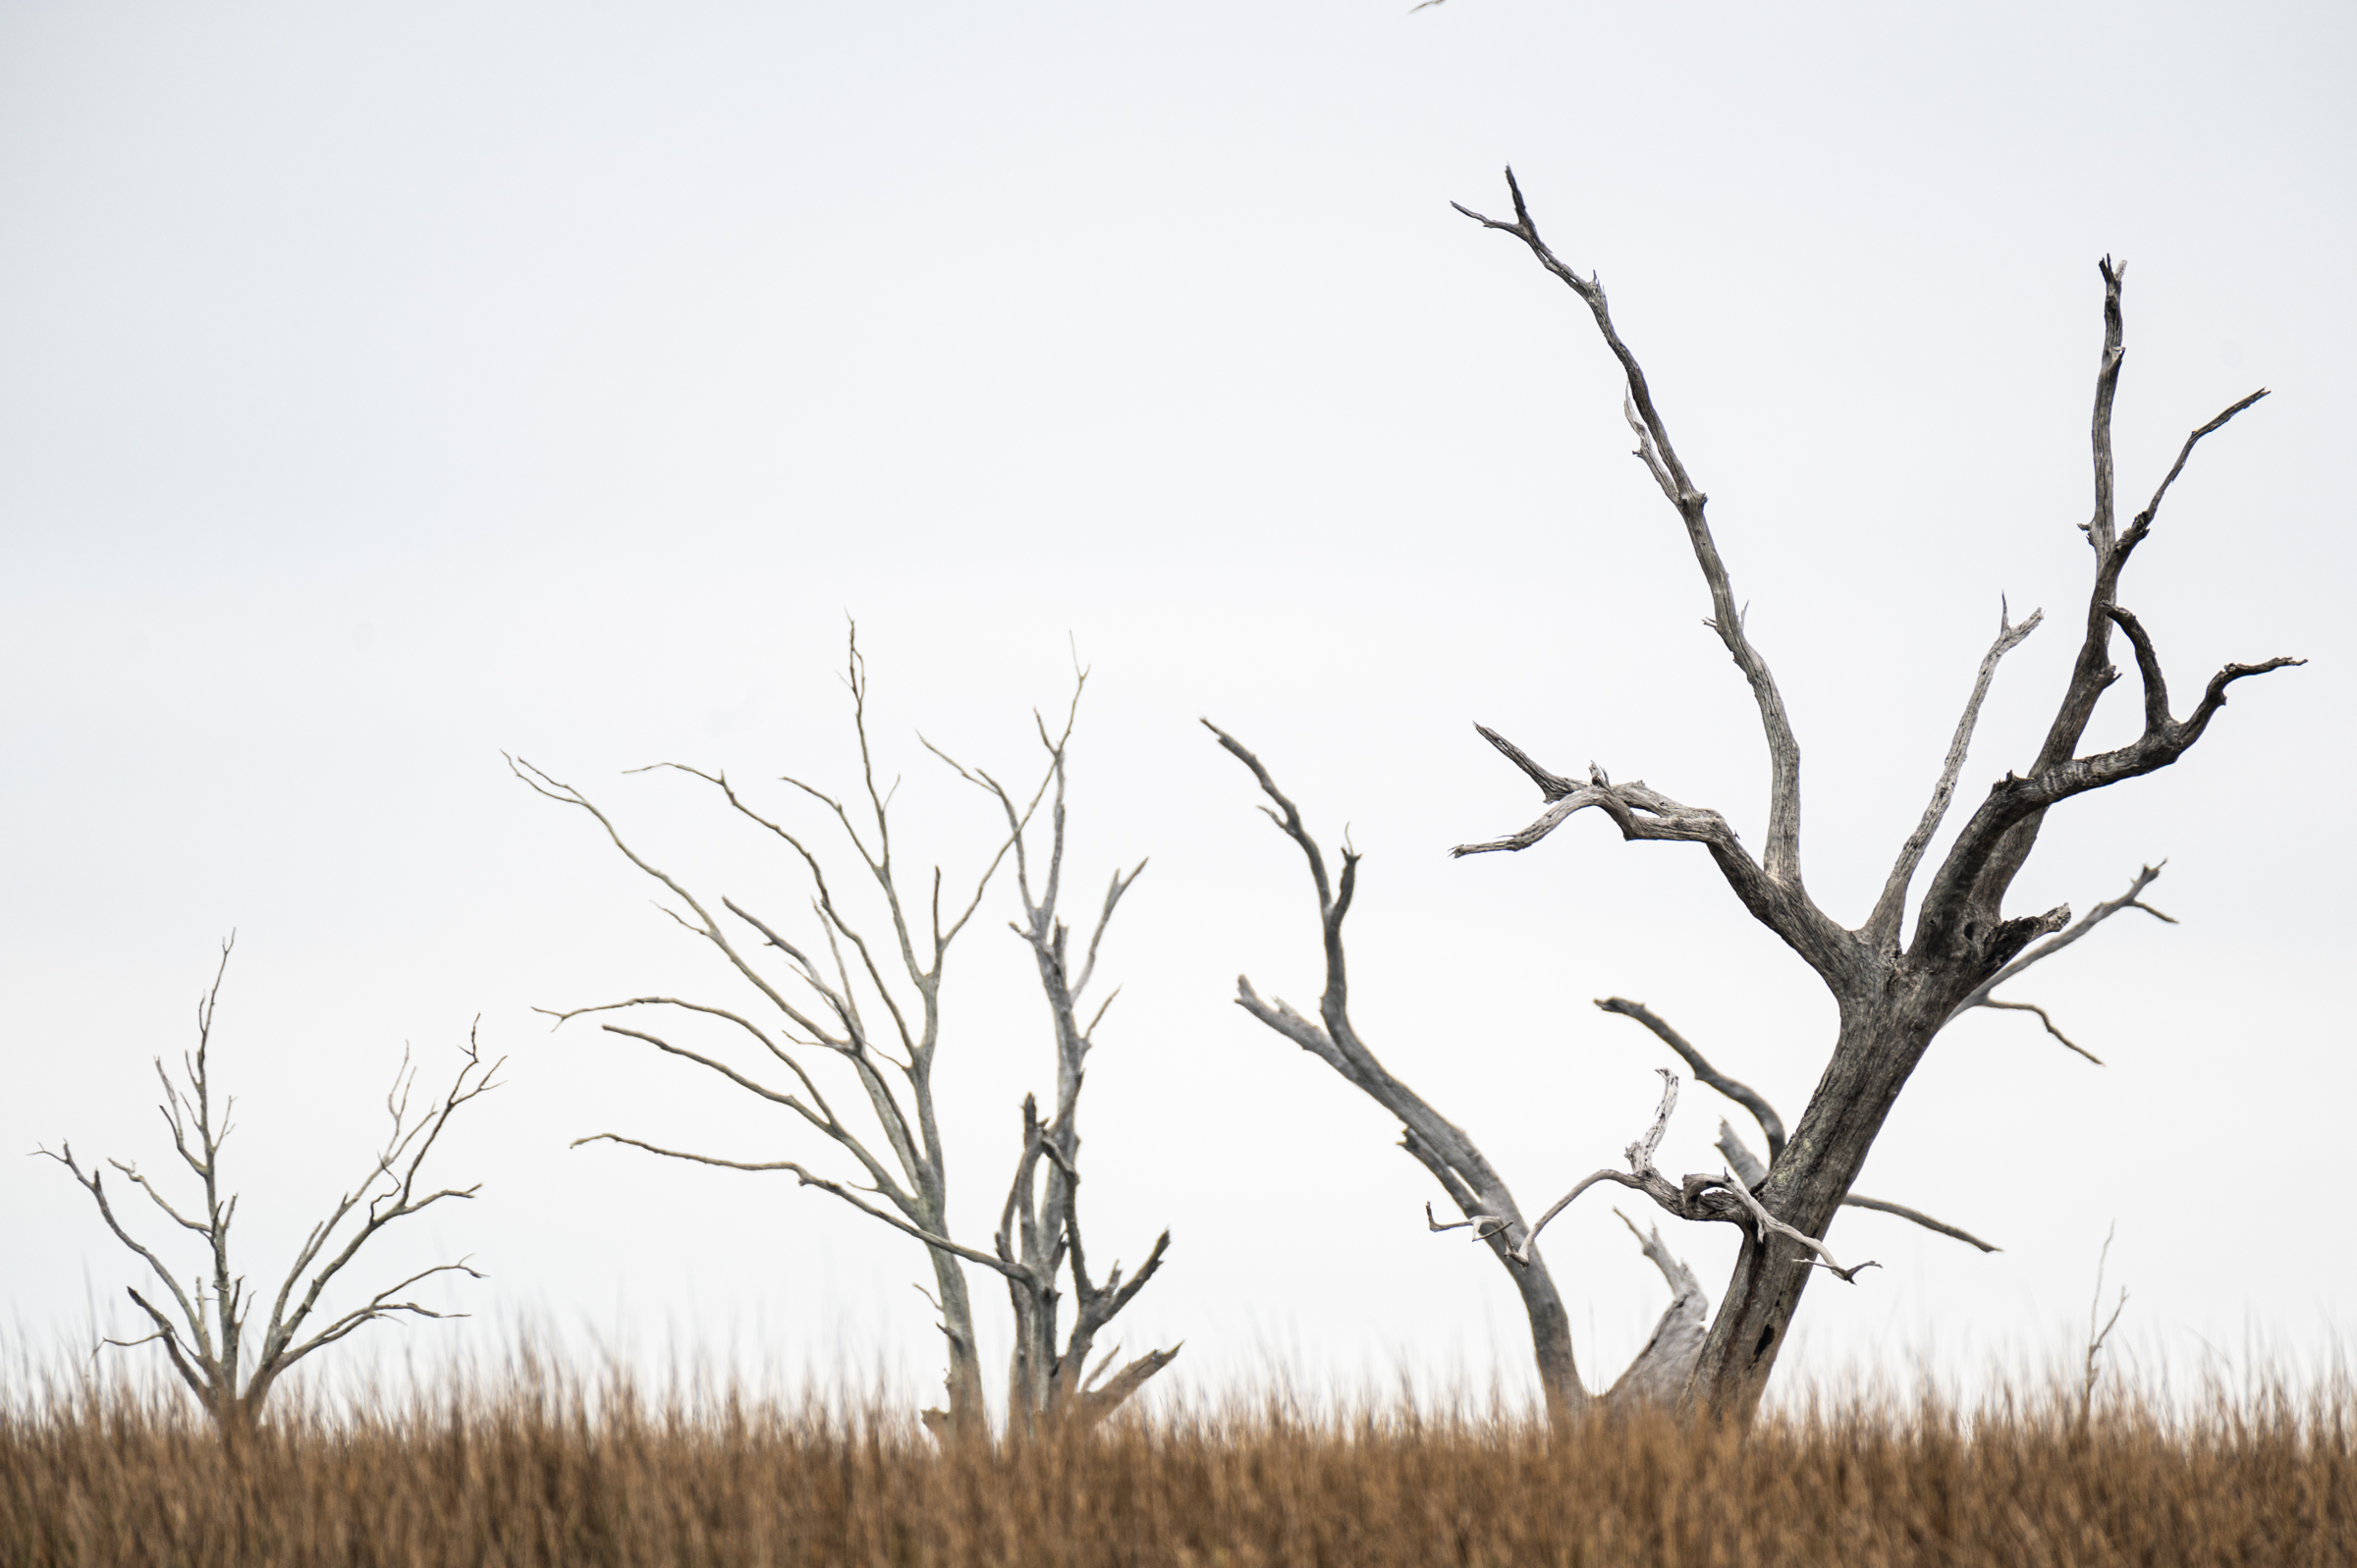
[929, 1249, 989, 1433]
[1687, 997, 1938, 1419]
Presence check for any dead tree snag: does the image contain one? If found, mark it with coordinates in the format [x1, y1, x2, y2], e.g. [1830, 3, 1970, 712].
[1216, 169, 2298, 1425]
[521, 633, 1173, 1434]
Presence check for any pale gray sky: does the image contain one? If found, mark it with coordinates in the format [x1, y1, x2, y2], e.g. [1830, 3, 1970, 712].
[5, 0, 2350, 1412]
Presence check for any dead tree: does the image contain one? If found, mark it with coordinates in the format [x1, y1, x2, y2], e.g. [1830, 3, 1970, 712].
[521, 634, 1174, 1433]
[934, 725, 1178, 1432]
[1215, 169, 2299, 1425]
[39, 936, 496, 1437]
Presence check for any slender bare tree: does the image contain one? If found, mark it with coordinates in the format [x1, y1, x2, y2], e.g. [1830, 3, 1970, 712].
[1214, 169, 2298, 1425]
[933, 724, 1178, 1432]
[520, 634, 1174, 1434]
[39, 936, 497, 1438]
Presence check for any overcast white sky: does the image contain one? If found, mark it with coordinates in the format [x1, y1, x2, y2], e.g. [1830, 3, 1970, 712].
[4, 0, 2351, 1416]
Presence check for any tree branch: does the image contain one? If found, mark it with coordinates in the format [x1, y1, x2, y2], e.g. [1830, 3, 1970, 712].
[1921, 610, 2298, 952]
[1865, 601, 2044, 947]
[1498, 1071, 1750, 1266]
[1595, 998, 1785, 1162]
[1717, 1118, 1998, 1252]
[2121, 388, 2271, 556]
[1933, 263, 2287, 928]
[1455, 166, 1807, 892]
[1836, 1195, 2000, 1254]
[1451, 728, 1856, 985]
[1719, 1170, 1880, 1283]
[1950, 863, 2174, 1020]
[571, 1132, 1028, 1280]
[1211, 718, 1588, 1416]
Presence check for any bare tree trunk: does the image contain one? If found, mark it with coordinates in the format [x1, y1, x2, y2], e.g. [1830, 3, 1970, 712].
[1687, 997, 1944, 1421]
[928, 1248, 988, 1433]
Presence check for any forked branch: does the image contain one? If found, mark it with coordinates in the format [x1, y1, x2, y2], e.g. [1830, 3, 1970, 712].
[1928, 262, 2291, 928]
[1492, 1071, 1752, 1268]
[1921, 603, 2300, 945]
[1595, 998, 1785, 1161]
[1454, 166, 1806, 893]
[1211, 718, 1591, 1418]
[1450, 727, 1854, 984]
[1866, 601, 2044, 947]
[1938, 863, 2178, 1066]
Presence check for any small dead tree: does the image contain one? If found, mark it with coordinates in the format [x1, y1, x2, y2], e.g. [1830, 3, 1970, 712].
[1215, 169, 2298, 1425]
[521, 635, 1174, 1434]
[39, 936, 496, 1437]
[935, 732, 1178, 1431]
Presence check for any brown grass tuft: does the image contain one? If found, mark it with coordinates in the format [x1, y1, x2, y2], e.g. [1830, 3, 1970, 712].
[3, 1357, 2349, 1566]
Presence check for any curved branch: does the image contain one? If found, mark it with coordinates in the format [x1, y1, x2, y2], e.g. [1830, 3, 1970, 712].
[1969, 1000, 2103, 1064]
[596, 1023, 914, 1204]
[1499, 1071, 1751, 1266]
[1455, 166, 1806, 891]
[1595, 998, 1785, 1162]
[1837, 1196, 2000, 1254]
[1719, 1170, 1879, 1284]
[1211, 718, 1589, 1416]
[1453, 728, 1857, 985]
[1921, 618, 2300, 946]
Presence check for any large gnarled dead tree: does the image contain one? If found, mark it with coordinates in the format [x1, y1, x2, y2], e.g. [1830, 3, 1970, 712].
[40, 937, 497, 1438]
[519, 636, 1174, 1434]
[1215, 170, 2297, 1425]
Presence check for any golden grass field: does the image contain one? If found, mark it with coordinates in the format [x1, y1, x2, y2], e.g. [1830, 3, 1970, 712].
[3, 1359, 2349, 1566]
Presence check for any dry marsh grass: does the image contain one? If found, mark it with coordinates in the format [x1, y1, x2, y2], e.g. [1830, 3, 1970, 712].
[2, 1359, 2349, 1566]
